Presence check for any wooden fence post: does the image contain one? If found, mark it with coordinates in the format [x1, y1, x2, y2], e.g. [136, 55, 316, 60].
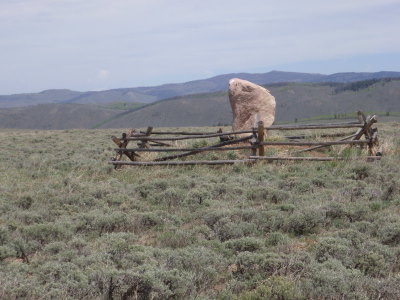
[250, 127, 258, 156]
[368, 128, 379, 156]
[111, 129, 139, 169]
[257, 121, 265, 156]
[114, 133, 127, 169]
[352, 115, 377, 141]
[357, 111, 367, 123]
[139, 126, 153, 148]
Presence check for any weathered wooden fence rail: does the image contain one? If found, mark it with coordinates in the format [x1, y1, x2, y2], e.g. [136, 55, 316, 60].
[109, 111, 381, 167]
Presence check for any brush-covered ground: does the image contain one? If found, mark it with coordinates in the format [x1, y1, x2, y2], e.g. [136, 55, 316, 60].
[0, 123, 399, 299]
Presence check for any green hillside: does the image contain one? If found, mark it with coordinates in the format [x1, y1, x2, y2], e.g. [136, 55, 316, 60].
[0, 103, 121, 130]
[99, 78, 400, 128]
[1, 78, 399, 130]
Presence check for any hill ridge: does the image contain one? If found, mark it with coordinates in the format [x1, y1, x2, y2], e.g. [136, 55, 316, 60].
[97, 77, 400, 128]
[1, 70, 400, 108]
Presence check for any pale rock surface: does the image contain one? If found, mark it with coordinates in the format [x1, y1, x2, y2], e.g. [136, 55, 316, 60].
[228, 78, 276, 133]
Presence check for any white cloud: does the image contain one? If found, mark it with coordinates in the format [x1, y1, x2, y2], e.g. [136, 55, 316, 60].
[97, 70, 109, 80]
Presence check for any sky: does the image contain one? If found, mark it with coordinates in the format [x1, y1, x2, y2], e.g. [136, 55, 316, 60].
[1, 0, 400, 95]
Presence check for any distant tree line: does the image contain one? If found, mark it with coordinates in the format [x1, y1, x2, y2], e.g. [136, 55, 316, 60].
[333, 78, 396, 94]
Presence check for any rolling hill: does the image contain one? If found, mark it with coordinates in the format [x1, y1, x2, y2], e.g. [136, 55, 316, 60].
[1, 76, 399, 130]
[98, 78, 400, 128]
[1, 71, 400, 108]
[0, 103, 121, 130]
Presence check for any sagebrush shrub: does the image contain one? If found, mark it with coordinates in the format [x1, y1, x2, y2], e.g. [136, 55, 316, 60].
[166, 246, 225, 293]
[225, 237, 263, 252]
[0, 226, 10, 245]
[236, 252, 285, 280]
[157, 229, 194, 249]
[21, 222, 71, 245]
[217, 221, 258, 241]
[314, 237, 353, 267]
[185, 188, 212, 205]
[149, 188, 185, 208]
[238, 276, 298, 300]
[17, 196, 34, 210]
[0, 245, 16, 261]
[350, 164, 371, 180]
[378, 222, 400, 246]
[300, 259, 365, 299]
[256, 210, 286, 233]
[285, 208, 325, 235]
[265, 232, 290, 247]
[355, 251, 388, 277]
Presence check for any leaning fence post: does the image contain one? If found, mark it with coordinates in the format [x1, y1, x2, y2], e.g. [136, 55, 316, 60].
[114, 133, 127, 169]
[111, 129, 140, 169]
[357, 111, 367, 123]
[257, 121, 265, 156]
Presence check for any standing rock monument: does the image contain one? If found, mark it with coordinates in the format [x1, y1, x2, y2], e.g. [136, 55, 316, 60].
[228, 78, 276, 133]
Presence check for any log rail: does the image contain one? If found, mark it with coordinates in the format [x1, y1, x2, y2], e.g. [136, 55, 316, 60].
[109, 111, 380, 168]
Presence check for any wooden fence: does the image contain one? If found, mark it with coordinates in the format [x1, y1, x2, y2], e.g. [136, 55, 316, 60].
[109, 111, 381, 167]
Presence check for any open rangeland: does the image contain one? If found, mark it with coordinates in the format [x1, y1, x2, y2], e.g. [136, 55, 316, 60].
[0, 123, 399, 299]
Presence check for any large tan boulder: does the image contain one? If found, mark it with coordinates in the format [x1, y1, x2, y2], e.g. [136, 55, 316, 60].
[228, 78, 276, 133]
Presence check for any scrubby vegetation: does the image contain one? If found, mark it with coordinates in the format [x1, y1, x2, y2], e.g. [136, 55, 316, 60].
[0, 123, 399, 299]
[101, 102, 145, 111]
[333, 78, 397, 94]
[290, 111, 400, 124]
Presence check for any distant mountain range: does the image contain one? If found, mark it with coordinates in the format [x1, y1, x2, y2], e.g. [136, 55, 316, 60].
[97, 78, 400, 128]
[1, 70, 400, 108]
[1, 76, 399, 130]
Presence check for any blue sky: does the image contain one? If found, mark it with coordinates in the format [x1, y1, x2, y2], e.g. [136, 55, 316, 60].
[1, 0, 399, 94]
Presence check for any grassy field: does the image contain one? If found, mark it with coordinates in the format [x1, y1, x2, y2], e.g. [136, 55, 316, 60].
[0, 123, 399, 299]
